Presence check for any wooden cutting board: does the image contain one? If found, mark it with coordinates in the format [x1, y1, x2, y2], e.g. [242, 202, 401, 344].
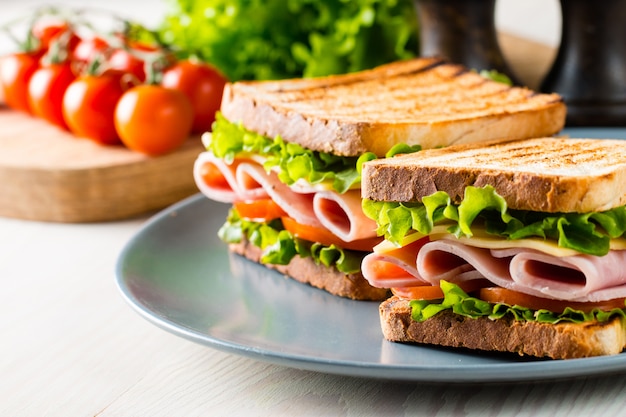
[0, 33, 554, 223]
[0, 107, 205, 222]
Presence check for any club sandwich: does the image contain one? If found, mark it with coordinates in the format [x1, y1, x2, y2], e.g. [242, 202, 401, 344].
[361, 137, 626, 358]
[193, 57, 566, 300]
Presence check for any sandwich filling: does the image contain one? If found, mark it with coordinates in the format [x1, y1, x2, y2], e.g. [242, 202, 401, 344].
[362, 185, 626, 323]
[194, 114, 419, 273]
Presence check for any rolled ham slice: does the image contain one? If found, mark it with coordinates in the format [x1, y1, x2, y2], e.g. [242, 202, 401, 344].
[313, 190, 378, 242]
[361, 239, 430, 288]
[235, 163, 321, 227]
[194, 153, 378, 242]
[193, 152, 242, 203]
[503, 248, 626, 302]
[363, 237, 626, 303]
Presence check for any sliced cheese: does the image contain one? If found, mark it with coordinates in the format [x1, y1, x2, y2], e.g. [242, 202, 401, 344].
[436, 234, 578, 257]
[373, 225, 450, 253]
[373, 224, 626, 257]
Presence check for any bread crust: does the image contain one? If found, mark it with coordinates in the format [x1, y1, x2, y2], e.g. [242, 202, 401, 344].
[228, 239, 390, 301]
[220, 58, 566, 157]
[362, 137, 626, 213]
[380, 296, 626, 359]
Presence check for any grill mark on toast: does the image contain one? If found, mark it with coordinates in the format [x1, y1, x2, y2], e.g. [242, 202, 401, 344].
[220, 57, 566, 156]
[268, 72, 539, 121]
[362, 138, 626, 212]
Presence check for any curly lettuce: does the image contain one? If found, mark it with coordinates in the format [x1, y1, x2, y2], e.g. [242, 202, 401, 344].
[218, 208, 364, 273]
[362, 185, 626, 256]
[410, 281, 626, 324]
[208, 114, 418, 193]
[158, 0, 419, 81]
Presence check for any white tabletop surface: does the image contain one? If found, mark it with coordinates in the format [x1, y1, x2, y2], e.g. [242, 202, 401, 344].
[4, 1, 626, 416]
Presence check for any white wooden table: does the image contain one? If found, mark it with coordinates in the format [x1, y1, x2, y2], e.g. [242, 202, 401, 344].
[4, 1, 626, 416]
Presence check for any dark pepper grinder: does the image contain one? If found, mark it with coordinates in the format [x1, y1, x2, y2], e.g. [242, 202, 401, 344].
[540, 0, 626, 126]
[414, 0, 519, 84]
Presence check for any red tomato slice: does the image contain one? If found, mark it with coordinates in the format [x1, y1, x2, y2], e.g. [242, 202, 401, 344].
[393, 279, 491, 300]
[370, 261, 414, 280]
[479, 287, 626, 313]
[281, 216, 382, 252]
[200, 162, 229, 189]
[234, 199, 287, 221]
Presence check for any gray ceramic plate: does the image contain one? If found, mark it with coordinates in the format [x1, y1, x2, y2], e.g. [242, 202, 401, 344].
[115, 128, 626, 383]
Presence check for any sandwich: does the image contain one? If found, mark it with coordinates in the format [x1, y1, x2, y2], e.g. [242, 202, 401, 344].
[360, 137, 626, 358]
[193, 56, 566, 301]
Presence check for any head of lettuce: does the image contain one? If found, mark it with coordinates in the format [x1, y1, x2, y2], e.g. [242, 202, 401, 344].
[158, 0, 419, 81]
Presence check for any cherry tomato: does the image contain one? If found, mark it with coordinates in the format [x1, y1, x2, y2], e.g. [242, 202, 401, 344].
[27, 61, 76, 128]
[32, 21, 67, 47]
[72, 36, 109, 64]
[0, 52, 40, 113]
[63, 70, 134, 145]
[108, 49, 147, 83]
[114, 85, 193, 155]
[31, 21, 80, 56]
[32, 21, 67, 50]
[161, 60, 227, 133]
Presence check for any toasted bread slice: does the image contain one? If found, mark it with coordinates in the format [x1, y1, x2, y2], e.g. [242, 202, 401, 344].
[220, 57, 566, 157]
[229, 239, 390, 301]
[362, 137, 626, 213]
[380, 296, 626, 359]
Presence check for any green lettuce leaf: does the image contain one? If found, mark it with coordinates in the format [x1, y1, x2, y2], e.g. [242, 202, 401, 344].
[363, 185, 626, 256]
[479, 69, 513, 86]
[158, 0, 418, 82]
[208, 114, 415, 194]
[410, 281, 626, 324]
[218, 208, 365, 273]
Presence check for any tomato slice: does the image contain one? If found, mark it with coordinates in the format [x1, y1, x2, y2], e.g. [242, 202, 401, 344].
[281, 216, 381, 252]
[370, 261, 413, 280]
[234, 199, 287, 221]
[200, 162, 229, 189]
[479, 287, 626, 313]
[393, 279, 492, 300]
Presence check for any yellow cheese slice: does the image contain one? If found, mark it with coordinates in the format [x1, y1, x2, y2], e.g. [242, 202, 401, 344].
[374, 225, 626, 257]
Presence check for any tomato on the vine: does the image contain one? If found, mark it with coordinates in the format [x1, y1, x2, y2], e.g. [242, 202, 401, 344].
[72, 36, 109, 64]
[28, 60, 76, 129]
[31, 21, 79, 53]
[114, 85, 193, 156]
[107, 49, 147, 83]
[63, 70, 135, 145]
[161, 60, 227, 133]
[0, 52, 40, 113]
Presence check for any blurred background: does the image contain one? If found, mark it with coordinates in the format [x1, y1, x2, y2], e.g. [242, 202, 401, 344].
[0, 0, 561, 59]
[12, 0, 609, 126]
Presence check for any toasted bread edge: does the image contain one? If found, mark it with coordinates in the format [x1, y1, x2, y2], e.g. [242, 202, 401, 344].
[229, 239, 390, 301]
[380, 296, 626, 359]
